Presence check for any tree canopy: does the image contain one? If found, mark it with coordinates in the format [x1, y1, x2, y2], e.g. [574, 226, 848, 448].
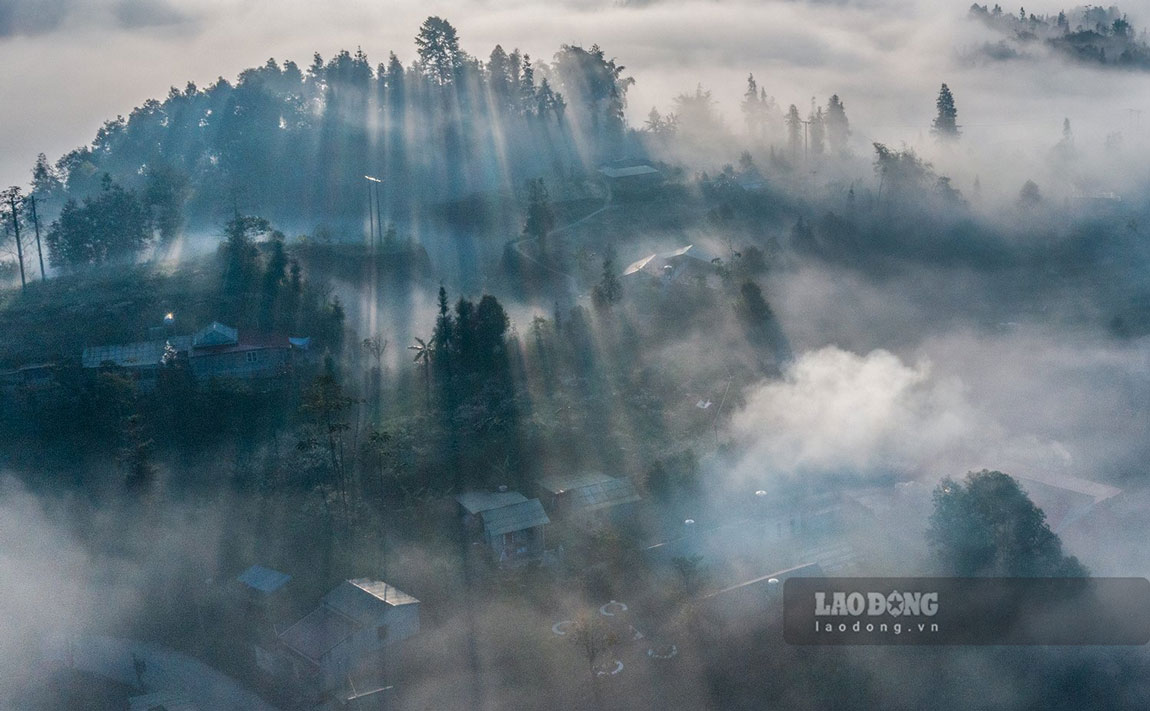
[927, 470, 1088, 577]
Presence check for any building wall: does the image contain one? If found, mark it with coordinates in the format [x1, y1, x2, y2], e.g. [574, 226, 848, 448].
[190, 348, 291, 380]
[317, 604, 420, 694]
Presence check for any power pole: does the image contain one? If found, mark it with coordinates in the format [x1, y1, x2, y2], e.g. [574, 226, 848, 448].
[364, 175, 384, 250]
[6, 190, 25, 290]
[374, 182, 383, 251]
[366, 178, 376, 247]
[29, 195, 45, 280]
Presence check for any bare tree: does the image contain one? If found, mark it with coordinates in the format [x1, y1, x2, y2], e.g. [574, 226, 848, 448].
[569, 612, 618, 708]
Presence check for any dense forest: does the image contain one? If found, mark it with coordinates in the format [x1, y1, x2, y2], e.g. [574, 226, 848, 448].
[969, 3, 1150, 66]
[20, 17, 635, 252]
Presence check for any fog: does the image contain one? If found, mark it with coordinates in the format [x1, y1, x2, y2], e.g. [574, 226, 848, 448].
[6, 0, 1150, 193]
[4, 0, 1150, 709]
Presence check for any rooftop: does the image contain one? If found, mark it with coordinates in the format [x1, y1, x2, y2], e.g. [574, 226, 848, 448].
[455, 490, 529, 515]
[599, 165, 661, 179]
[1016, 474, 1121, 532]
[82, 335, 192, 369]
[324, 579, 418, 624]
[236, 564, 291, 594]
[480, 498, 550, 537]
[538, 472, 641, 512]
[279, 578, 417, 665]
[278, 605, 361, 664]
[193, 321, 238, 347]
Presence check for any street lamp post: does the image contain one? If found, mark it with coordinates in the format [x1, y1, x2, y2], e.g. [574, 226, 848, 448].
[364, 175, 383, 249]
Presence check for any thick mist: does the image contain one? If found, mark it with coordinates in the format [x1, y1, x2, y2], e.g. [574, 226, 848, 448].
[6, 0, 1150, 198]
[4, 2, 1150, 710]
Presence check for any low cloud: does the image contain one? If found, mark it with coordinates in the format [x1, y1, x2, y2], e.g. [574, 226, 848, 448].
[724, 337, 1138, 486]
[0, 0, 190, 38]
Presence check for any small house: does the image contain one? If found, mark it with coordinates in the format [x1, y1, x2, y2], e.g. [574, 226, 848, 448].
[621, 245, 721, 288]
[235, 564, 292, 622]
[188, 322, 298, 381]
[258, 578, 419, 699]
[456, 491, 550, 566]
[82, 320, 308, 385]
[1016, 474, 1121, 534]
[598, 164, 662, 200]
[537, 471, 641, 520]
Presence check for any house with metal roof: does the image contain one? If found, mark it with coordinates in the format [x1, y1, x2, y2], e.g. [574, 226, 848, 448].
[1016, 474, 1121, 534]
[82, 335, 193, 370]
[257, 578, 419, 700]
[455, 491, 550, 566]
[598, 163, 663, 199]
[621, 244, 721, 287]
[82, 320, 309, 384]
[537, 472, 641, 519]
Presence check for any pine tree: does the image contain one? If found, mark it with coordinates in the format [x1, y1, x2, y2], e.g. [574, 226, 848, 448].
[415, 16, 464, 86]
[809, 106, 825, 155]
[825, 94, 851, 154]
[592, 247, 622, 311]
[741, 74, 761, 137]
[932, 83, 960, 139]
[523, 178, 555, 244]
[785, 104, 803, 159]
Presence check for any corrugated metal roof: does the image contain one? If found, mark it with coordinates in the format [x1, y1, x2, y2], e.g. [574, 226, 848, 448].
[540, 473, 641, 513]
[279, 605, 359, 664]
[322, 579, 417, 627]
[599, 165, 661, 179]
[193, 321, 238, 347]
[538, 471, 615, 495]
[623, 254, 657, 276]
[455, 490, 528, 515]
[279, 579, 417, 665]
[236, 564, 291, 593]
[481, 499, 550, 537]
[662, 245, 694, 258]
[82, 336, 192, 368]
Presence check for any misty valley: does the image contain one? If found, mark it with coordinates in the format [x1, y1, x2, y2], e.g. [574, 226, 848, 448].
[2, 3, 1150, 710]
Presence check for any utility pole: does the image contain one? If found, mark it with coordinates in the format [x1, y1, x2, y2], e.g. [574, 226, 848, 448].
[364, 175, 384, 250]
[5, 190, 25, 290]
[374, 182, 383, 250]
[366, 177, 376, 247]
[28, 194, 45, 280]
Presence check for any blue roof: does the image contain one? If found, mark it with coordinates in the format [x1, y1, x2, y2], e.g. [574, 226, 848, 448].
[236, 564, 291, 593]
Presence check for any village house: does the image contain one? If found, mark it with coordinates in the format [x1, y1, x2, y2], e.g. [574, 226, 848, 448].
[536, 471, 641, 521]
[1015, 473, 1122, 535]
[598, 164, 663, 200]
[82, 320, 308, 386]
[256, 578, 419, 700]
[621, 244, 722, 289]
[455, 490, 550, 566]
[234, 564, 293, 624]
